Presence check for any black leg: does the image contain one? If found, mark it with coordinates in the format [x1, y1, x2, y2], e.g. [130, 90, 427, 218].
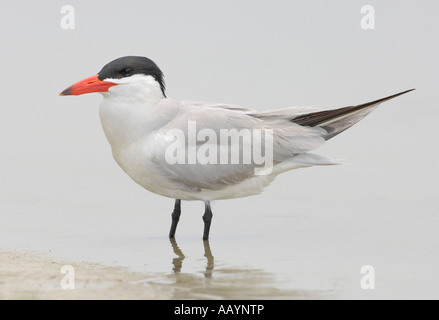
[202, 201, 213, 240]
[169, 199, 181, 238]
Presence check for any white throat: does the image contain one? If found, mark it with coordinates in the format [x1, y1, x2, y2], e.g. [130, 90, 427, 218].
[98, 75, 165, 150]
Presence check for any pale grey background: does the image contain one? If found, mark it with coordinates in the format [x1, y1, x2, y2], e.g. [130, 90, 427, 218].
[0, 1, 438, 298]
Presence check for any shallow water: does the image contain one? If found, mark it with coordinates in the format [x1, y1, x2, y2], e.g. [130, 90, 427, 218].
[1, 159, 438, 299]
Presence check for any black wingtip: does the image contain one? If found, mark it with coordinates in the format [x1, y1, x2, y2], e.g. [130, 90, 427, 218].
[339, 88, 415, 112]
[363, 88, 415, 106]
[292, 89, 415, 128]
[388, 88, 415, 99]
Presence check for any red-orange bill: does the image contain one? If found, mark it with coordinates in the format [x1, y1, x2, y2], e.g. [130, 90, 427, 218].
[59, 74, 118, 96]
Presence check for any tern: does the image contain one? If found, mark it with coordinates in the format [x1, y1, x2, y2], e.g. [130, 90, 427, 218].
[60, 56, 413, 240]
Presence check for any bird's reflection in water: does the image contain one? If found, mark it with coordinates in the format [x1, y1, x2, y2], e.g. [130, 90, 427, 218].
[203, 240, 214, 279]
[170, 238, 214, 278]
[170, 238, 185, 273]
[166, 238, 320, 299]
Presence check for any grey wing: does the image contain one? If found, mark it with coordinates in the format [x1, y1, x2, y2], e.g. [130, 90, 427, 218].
[149, 101, 327, 192]
[151, 90, 414, 192]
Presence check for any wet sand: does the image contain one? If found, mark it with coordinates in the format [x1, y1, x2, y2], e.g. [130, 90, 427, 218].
[0, 249, 170, 300]
[0, 248, 310, 300]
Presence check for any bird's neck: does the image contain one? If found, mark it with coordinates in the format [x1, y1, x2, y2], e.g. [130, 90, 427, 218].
[98, 86, 165, 150]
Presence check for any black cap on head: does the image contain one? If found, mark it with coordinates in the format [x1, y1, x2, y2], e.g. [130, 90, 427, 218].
[98, 56, 166, 97]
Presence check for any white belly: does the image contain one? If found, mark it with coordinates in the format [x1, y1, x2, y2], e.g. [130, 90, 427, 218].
[109, 140, 180, 198]
[111, 144, 264, 201]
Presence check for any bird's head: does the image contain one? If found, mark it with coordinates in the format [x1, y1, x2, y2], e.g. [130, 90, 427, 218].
[59, 56, 166, 98]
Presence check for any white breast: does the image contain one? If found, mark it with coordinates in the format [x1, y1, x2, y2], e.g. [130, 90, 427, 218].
[98, 75, 183, 197]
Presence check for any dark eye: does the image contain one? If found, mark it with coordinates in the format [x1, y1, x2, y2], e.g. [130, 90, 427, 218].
[121, 67, 132, 75]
